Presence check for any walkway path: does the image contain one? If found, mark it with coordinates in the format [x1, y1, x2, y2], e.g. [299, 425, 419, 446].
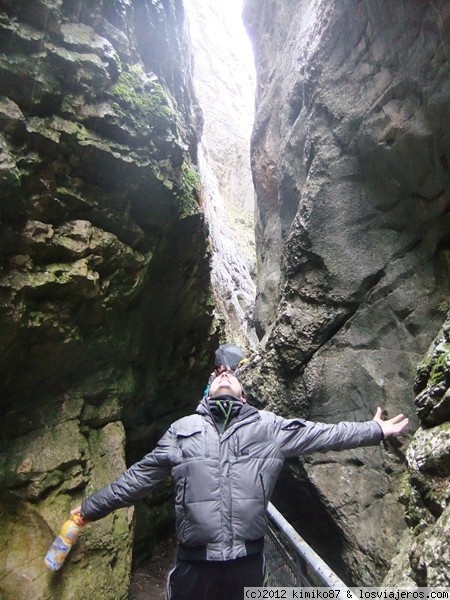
[129, 535, 177, 600]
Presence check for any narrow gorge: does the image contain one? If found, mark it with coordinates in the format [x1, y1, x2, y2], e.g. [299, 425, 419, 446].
[0, 1, 448, 598]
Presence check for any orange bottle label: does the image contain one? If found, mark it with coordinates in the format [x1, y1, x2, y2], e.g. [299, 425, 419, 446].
[60, 519, 80, 544]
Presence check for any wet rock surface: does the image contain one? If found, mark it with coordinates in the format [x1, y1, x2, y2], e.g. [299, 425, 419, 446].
[243, 0, 450, 585]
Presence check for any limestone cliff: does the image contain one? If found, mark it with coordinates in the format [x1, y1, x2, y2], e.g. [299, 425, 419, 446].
[0, 1, 217, 599]
[243, 0, 450, 585]
[384, 314, 450, 588]
[184, 0, 257, 348]
[185, 0, 255, 215]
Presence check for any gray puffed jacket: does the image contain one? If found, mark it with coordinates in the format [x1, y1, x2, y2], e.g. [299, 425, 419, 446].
[81, 399, 384, 561]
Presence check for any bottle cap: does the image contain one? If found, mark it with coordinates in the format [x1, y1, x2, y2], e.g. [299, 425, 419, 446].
[71, 513, 88, 527]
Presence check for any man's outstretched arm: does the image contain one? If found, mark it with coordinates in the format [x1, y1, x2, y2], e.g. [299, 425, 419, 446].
[276, 407, 409, 457]
[70, 427, 175, 522]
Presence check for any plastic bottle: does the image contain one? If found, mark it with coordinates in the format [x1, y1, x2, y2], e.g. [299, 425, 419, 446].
[44, 514, 85, 571]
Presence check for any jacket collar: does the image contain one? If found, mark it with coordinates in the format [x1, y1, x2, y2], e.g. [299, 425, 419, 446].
[196, 397, 260, 435]
[197, 396, 258, 419]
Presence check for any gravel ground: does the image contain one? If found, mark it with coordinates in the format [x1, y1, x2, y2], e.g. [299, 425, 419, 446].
[129, 536, 177, 600]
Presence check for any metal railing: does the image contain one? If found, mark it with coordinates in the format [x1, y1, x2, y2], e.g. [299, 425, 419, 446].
[266, 502, 355, 593]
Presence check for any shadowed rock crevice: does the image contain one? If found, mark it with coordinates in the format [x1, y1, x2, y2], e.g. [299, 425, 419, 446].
[272, 461, 351, 584]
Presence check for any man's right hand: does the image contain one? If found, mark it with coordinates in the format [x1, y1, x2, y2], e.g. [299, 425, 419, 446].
[70, 506, 89, 526]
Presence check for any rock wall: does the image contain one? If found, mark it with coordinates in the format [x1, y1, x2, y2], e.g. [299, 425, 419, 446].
[184, 0, 255, 215]
[384, 314, 450, 588]
[184, 0, 257, 349]
[199, 145, 257, 349]
[0, 1, 217, 599]
[243, 0, 450, 585]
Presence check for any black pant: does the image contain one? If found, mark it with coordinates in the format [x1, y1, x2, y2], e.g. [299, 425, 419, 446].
[167, 553, 266, 600]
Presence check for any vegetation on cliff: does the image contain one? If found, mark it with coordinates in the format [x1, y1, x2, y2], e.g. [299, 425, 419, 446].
[0, 1, 217, 599]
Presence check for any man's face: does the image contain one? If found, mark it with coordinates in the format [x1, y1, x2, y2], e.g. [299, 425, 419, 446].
[208, 371, 245, 400]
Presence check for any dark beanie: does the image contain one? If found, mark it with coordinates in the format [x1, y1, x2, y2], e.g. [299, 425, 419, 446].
[214, 344, 244, 371]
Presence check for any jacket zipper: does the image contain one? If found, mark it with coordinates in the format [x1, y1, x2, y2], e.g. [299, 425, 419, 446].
[259, 473, 269, 527]
[182, 478, 187, 510]
[259, 473, 266, 506]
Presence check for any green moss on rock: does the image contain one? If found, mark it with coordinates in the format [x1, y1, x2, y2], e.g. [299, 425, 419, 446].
[428, 347, 450, 386]
[109, 65, 175, 132]
[176, 163, 201, 218]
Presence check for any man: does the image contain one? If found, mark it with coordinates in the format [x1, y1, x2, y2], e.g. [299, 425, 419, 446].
[72, 371, 409, 599]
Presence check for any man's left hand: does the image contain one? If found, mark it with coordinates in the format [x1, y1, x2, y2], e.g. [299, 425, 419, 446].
[373, 407, 409, 438]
